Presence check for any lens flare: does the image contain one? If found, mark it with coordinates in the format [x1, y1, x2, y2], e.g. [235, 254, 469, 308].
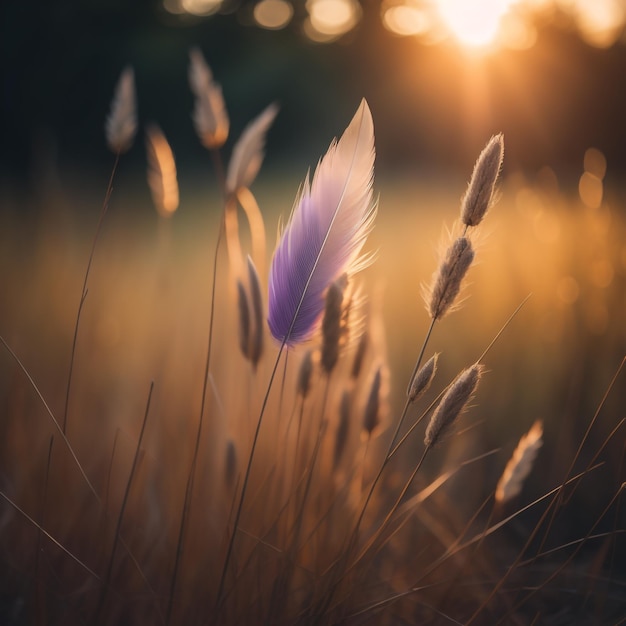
[435, 0, 516, 47]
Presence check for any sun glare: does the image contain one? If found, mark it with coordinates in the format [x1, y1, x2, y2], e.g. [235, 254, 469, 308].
[435, 0, 516, 48]
[163, 0, 626, 50]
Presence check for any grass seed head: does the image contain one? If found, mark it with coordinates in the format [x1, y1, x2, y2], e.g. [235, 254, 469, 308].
[496, 420, 543, 503]
[321, 276, 348, 375]
[461, 133, 504, 228]
[408, 353, 438, 403]
[188, 47, 229, 149]
[424, 363, 483, 448]
[146, 124, 179, 217]
[427, 236, 475, 320]
[105, 66, 137, 154]
[226, 103, 279, 195]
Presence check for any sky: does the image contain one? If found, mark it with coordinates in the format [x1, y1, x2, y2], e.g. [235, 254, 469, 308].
[2, 0, 626, 189]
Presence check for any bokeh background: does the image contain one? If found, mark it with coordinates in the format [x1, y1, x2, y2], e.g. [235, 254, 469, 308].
[1, 1, 626, 616]
[3, 0, 626, 180]
[2, 2, 624, 422]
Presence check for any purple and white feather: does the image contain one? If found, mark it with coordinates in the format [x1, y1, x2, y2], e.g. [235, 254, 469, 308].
[268, 99, 376, 345]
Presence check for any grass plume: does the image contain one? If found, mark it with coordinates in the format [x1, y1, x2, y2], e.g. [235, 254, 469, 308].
[461, 133, 504, 228]
[105, 66, 137, 155]
[188, 48, 229, 150]
[495, 420, 544, 504]
[427, 235, 475, 321]
[424, 363, 484, 448]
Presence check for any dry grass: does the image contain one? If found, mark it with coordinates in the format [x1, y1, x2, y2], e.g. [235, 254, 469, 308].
[0, 74, 625, 626]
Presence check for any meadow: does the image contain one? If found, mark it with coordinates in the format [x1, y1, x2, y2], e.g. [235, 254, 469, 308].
[0, 60, 625, 625]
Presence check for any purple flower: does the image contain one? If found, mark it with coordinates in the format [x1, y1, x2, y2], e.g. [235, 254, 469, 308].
[268, 100, 376, 345]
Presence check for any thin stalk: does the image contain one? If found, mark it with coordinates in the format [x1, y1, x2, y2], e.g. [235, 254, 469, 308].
[2, 313, 162, 619]
[212, 340, 288, 622]
[388, 295, 532, 461]
[167, 148, 227, 625]
[345, 466, 604, 622]
[317, 447, 431, 621]
[218, 468, 312, 614]
[317, 323, 435, 620]
[351, 316, 436, 545]
[288, 377, 330, 546]
[268, 409, 327, 623]
[464, 410, 626, 626]
[237, 186, 267, 277]
[1, 336, 99, 500]
[276, 349, 290, 432]
[433, 492, 498, 615]
[494, 483, 626, 626]
[95, 382, 154, 625]
[36, 437, 54, 626]
[63, 152, 120, 434]
[98, 430, 121, 569]
[0, 491, 101, 581]
[321, 297, 530, 617]
[536, 355, 626, 554]
[405, 318, 436, 401]
[350, 447, 430, 568]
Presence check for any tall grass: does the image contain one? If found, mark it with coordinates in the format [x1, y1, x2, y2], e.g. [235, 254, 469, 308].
[0, 54, 625, 625]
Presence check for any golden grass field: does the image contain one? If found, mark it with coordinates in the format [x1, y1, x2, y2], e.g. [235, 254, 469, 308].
[0, 118, 625, 624]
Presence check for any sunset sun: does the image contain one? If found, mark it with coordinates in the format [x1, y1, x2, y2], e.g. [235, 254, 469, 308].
[435, 0, 516, 47]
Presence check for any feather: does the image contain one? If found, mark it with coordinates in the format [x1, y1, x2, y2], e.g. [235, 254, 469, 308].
[268, 99, 376, 345]
[226, 103, 279, 194]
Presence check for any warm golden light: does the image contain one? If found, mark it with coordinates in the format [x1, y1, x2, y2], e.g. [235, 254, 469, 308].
[254, 0, 293, 30]
[163, 0, 186, 14]
[557, 276, 580, 304]
[378, 0, 625, 49]
[497, 11, 538, 49]
[584, 147, 607, 179]
[146, 125, 179, 217]
[305, 0, 361, 40]
[573, 0, 626, 48]
[590, 258, 614, 288]
[169, 0, 626, 47]
[382, 3, 431, 37]
[180, 0, 222, 16]
[579, 147, 607, 209]
[435, 0, 516, 47]
[579, 172, 603, 209]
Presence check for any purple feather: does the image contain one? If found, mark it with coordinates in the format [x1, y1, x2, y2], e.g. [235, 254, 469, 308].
[268, 100, 376, 345]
